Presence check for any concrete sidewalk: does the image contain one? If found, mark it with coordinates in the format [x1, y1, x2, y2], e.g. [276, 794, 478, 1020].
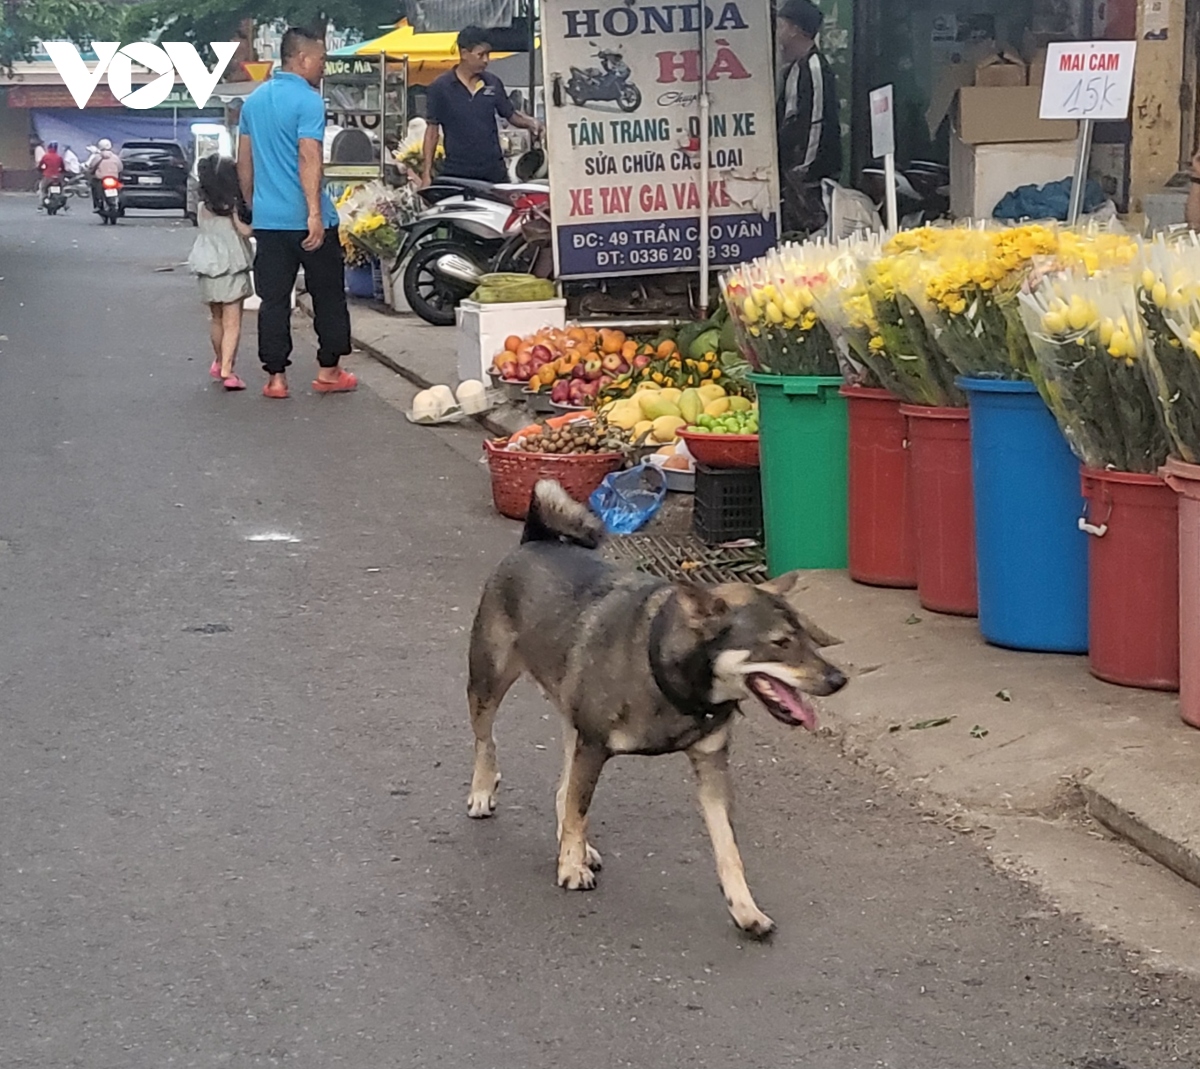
[334, 296, 1200, 970]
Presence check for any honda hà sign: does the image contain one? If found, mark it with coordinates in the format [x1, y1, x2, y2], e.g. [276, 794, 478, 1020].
[44, 42, 240, 109]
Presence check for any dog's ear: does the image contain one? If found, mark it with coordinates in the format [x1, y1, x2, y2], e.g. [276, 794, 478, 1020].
[674, 584, 730, 634]
[758, 571, 804, 599]
[758, 573, 842, 648]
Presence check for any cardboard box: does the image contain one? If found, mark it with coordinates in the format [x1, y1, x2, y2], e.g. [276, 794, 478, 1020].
[955, 86, 1078, 145]
[1028, 48, 1048, 90]
[975, 49, 1028, 87]
[950, 137, 1079, 219]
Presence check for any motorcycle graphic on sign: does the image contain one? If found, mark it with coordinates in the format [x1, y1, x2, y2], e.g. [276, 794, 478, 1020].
[554, 46, 642, 112]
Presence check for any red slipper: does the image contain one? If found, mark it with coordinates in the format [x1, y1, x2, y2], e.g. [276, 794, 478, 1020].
[262, 381, 289, 399]
[313, 369, 358, 394]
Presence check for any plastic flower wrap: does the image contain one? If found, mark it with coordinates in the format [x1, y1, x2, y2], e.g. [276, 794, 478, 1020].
[721, 242, 842, 376]
[1139, 236, 1200, 463]
[1020, 270, 1167, 473]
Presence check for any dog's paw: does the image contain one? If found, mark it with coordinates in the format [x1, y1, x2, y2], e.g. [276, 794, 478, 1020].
[557, 859, 597, 891]
[731, 905, 775, 939]
[585, 844, 603, 870]
[467, 789, 497, 819]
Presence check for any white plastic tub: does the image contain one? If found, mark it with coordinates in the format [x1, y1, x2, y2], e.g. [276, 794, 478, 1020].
[456, 297, 567, 383]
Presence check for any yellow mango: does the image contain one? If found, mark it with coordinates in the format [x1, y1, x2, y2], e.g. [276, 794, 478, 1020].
[728, 396, 752, 413]
[697, 384, 727, 404]
[641, 395, 683, 421]
[679, 388, 704, 424]
[652, 416, 687, 443]
[659, 387, 683, 405]
[607, 399, 643, 431]
[633, 420, 655, 440]
[704, 397, 732, 418]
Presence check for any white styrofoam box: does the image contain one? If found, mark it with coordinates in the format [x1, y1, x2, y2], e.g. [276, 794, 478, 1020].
[950, 137, 1078, 220]
[456, 297, 567, 384]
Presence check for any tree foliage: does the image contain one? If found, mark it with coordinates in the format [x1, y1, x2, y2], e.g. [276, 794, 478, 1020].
[124, 0, 403, 47]
[0, 0, 124, 70]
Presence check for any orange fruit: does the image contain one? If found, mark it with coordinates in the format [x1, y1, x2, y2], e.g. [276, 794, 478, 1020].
[505, 335, 523, 353]
[621, 340, 639, 360]
[657, 339, 677, 358]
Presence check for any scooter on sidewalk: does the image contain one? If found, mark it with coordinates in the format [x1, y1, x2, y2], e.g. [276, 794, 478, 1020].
[98, 176, 122, 225]
[398, 177, 550, 326]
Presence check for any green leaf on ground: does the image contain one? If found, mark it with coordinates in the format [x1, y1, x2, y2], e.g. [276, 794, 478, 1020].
[906, 614, 923, 625]
[970, 725, 990, 739]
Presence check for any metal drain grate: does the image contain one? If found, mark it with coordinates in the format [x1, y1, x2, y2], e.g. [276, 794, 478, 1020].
[605, 534, 768, 584]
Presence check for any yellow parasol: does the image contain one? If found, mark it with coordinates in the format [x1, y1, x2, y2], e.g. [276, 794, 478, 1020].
[334, 20, 514, 86]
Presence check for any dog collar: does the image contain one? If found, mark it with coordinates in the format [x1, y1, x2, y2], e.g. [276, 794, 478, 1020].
[648, 596, 740, 723]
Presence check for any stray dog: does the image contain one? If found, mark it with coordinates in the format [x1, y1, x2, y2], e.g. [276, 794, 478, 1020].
[466, 481, 847, 935]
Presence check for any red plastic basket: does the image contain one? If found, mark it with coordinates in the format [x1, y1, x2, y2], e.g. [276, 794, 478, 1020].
[483, 438, 624, 520]
[677, 430, 760, 469]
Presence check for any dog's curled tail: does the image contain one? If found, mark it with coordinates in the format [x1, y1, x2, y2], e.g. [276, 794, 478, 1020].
[522, 480, 605, 549]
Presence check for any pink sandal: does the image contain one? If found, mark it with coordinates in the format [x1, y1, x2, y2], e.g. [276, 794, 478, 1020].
[313, 369, 358, 394]
[223, 375, 246, 391]
[210, 360, 223, 381]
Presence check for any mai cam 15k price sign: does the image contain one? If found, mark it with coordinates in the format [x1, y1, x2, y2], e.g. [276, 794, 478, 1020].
[1039, 41, 1137, 121]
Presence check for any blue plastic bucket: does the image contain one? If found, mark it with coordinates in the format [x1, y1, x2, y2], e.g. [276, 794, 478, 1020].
[959, 378, 1088, 653]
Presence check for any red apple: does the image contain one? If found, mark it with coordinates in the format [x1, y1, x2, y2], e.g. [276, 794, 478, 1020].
[530, 344, 553, 364]
[582, 381, 601, 400]
[551, 380, 571, 404]
[515, 364, 533, 382]
[601, 352, 624, 373]
[571, 364, 588, 381]
[633, 354, 651, 370]
[616, 360, 631, 375]
[498, 361, 518, 380]
[598, 374, 614, 389]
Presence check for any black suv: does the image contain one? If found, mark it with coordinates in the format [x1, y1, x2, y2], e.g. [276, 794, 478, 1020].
[118, 140, 190, 217]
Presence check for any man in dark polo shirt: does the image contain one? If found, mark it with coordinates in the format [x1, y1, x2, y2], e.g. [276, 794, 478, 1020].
[420, 25, 542, 187]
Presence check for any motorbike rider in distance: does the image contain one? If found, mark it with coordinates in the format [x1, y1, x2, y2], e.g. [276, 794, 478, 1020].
[421, 25, 542, 188]
[87, 139, 121, 213]
[38, 141, 65, 207]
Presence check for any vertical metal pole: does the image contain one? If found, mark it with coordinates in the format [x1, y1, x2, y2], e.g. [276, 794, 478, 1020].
[528, 0, 537, 114]
[379, 52, 387, 180]
[1067, 118, 1094, 226]
[698, 9, 711, 311]
[883, 151, 898, 232]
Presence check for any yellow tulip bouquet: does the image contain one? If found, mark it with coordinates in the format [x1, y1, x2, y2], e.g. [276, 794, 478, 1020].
[1019, 269, 1167, 473]
[721, 243, 842, 376]
[1139, 236, 1200, 463]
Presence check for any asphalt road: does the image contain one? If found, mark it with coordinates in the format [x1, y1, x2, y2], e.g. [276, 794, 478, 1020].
[2, 195, 1199, 1069]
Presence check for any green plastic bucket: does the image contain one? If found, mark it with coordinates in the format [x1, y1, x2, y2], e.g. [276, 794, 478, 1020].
[749, 374, 849, 574]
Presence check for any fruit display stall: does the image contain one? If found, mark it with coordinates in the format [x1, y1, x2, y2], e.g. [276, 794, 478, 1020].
[429, 217, 1199, 730]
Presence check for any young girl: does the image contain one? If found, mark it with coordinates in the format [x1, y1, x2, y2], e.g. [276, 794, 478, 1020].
[188, 154, 254, 391]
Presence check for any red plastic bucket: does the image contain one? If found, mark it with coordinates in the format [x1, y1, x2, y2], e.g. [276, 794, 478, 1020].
[1081, 469, 1179, 691]
[841, 385, 917, 588]
[901, 405, 978, 617]
[1163, 459, 1200, 727]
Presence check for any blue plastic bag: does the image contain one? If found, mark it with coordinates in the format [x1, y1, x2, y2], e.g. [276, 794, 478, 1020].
[589, 463, 667, 535]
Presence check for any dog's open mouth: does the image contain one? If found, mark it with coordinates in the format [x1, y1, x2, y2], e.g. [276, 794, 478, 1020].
[746, 673, 819, 731]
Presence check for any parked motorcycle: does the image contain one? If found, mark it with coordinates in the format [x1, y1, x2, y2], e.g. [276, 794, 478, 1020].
[556, 48, 641, 113]
[42, 180, 67, 216]
[98, 176, 122, 225]
[398, 177, 550, 326]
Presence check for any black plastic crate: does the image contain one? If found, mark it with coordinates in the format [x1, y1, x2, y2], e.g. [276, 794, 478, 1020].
[693, 464, 763, 545]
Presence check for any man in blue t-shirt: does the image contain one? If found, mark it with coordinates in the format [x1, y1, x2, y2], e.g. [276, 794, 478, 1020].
[238, 26, 356, 399]
[420, 25, 542, 187]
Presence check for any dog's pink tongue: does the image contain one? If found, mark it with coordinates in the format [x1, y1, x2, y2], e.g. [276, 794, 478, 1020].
[755, 676, 819, 731]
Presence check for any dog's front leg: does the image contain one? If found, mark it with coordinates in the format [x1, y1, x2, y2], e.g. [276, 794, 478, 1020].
[688, 741, 775, 937]
[557, 739, 608, 891]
